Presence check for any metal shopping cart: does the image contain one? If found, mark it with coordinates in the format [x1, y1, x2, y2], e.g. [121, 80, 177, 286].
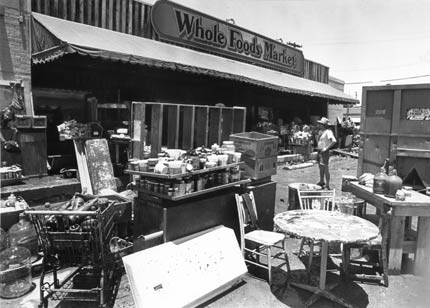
[27, 195, 132, 308]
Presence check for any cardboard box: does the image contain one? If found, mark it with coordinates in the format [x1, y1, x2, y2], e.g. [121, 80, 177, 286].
[230, 132, 278, 159]
[241, 156, 277, 179]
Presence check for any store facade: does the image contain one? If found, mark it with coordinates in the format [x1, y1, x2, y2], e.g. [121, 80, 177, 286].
[1, 3, 361, 300]
[3, 0, 358, 174]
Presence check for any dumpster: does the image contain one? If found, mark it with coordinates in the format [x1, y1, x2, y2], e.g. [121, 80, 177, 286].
[359, 84, 430, 189]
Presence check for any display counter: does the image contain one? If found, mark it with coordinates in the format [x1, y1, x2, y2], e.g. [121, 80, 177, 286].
[126, 163, 247, 243]
[127, 164, 277, 250]
[1, 176, 81, 206]
[134, 186, 245, 244]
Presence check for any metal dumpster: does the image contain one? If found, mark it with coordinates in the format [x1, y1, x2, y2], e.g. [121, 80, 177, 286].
[359, 84, 430, 188]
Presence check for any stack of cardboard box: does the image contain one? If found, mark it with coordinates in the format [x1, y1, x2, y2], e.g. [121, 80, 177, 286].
[229, 132, 278, 180]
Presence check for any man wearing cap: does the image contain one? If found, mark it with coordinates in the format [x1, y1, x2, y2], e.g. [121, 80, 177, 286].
[316, 117, 337, 189]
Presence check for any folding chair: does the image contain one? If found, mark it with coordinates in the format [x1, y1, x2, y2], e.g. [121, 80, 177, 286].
[235, 192, 290, 285]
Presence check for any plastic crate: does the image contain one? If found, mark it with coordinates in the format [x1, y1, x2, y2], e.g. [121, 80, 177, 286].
[230, 131, 278, 159]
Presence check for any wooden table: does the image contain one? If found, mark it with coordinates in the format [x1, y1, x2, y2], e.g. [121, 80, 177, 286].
[274, 210, 379, 308]
[345, 181, 430, 276]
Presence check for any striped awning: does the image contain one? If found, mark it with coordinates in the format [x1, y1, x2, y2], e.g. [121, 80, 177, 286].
[31, 12, 358, 104]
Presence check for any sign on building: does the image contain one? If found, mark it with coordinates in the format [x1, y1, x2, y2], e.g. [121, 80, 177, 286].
[151, 0, 305, 76]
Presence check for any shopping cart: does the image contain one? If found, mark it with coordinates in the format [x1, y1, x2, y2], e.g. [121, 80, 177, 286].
[27, 196, 132, 308]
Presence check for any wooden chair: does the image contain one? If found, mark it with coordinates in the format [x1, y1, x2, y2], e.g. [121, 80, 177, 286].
[297, 189, 336, 211]
[297, 189, 336, 275]
[342, 210, 389, 287]
[235, 192, 290, 285]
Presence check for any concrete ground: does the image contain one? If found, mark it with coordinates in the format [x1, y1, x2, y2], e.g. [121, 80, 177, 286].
[202, 155, 429, 308]
[2, 155, 429, 308]
[115, 155, 429, 308]
[209, 156, 428, 308]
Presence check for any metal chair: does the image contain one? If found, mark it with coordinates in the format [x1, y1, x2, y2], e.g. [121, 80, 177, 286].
[235, 192, 290, 285]
[297, 189, 336, 275]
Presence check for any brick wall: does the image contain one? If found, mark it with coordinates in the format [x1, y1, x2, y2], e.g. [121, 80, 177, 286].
[0, 0, 32, 114]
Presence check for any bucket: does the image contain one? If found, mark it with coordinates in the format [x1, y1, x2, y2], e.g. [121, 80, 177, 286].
[337, 201, 355, 215]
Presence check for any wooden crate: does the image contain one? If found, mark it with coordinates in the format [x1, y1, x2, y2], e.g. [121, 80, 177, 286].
[32, 115, 47, 128]
[15, 115, 32, 128]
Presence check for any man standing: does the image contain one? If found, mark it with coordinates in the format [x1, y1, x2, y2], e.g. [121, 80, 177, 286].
[316, 117, 337, 189]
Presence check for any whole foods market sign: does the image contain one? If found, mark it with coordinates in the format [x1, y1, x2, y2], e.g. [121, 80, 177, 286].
[151, 0, 305, 76]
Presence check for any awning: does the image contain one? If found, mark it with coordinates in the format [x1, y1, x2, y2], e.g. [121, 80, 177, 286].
[31, 13, 358, 104]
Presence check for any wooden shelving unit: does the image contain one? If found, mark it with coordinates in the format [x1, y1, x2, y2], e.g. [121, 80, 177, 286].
[126, 162, 248, 200]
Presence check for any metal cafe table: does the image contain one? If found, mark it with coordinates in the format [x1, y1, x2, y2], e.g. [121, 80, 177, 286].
[274, 210, 379, 308]
[344, 181, 430, 276]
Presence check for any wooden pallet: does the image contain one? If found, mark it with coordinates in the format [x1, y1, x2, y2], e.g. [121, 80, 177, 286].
[332, 149, 359, 159]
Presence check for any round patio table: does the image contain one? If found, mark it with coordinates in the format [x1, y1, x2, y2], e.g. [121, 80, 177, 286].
[274, 210, 379, 308]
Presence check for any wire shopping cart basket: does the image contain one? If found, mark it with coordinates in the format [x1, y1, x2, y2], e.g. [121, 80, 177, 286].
[27, 196, 132, 308]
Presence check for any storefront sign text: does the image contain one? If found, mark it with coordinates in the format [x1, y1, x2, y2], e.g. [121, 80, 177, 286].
[151, 0, 304, 76]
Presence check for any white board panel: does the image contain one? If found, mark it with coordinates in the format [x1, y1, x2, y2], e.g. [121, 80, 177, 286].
[122, 226, 247, 308]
